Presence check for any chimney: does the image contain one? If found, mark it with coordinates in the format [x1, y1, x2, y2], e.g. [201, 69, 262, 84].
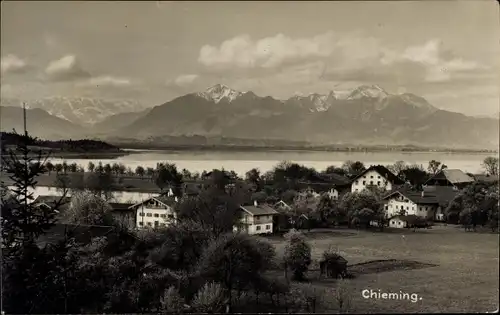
[174, 196, 178, 202]
[254, 200, 258, 207]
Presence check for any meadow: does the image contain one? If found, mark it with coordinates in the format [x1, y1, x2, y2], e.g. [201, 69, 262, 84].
[262, 225, 499, 313]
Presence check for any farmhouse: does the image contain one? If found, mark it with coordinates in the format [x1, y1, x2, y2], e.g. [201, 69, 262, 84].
[350, 165, 404, 193]
[424, 169, 474, 189]
[234, 201, 279, 235]
[383, 190, 439, 220]
[131, 195, 178, 229]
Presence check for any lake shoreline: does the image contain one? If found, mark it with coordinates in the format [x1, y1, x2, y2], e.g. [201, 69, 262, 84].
[121, 145, 498, 155]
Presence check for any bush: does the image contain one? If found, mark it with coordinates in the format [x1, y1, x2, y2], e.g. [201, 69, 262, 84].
[160, 286, 185, 313]
[191, 282, 227, 313]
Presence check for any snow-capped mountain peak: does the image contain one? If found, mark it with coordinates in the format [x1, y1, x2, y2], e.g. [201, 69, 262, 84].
[198, 84, 243, 103]
[287, 91, 337, 112]
[347, 84, 388, 100]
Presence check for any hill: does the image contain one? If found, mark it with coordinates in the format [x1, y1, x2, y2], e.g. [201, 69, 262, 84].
[0, 106, 89, 140]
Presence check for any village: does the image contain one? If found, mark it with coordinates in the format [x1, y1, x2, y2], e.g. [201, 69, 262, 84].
[2, 158, 498, 237]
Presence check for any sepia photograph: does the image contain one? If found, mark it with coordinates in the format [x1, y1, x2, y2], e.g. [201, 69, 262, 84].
[1, 0, 499, 313]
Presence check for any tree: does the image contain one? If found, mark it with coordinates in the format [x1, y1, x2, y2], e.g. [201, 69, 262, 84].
[55, 163, 63, 174]
[0, 133, 59, 251]
[340, 190, 383, 229]
[68, 163, 78, 173]
[195, 233, 275, 310]
[283, 229, 311, 281]
[181, 168, 192, 180]
[175, 187, 241, 238]
[323, 165, 347, 177]
[341, 160, 366, 178]
[316, 194, 346, 226]
[399, 165, 429, 189]
[46, 161, 55, 175]
[388, 161, 407, 177]
[85, 171, 117, 201]
[427, 160, 447, 175]
[482, 156, 499, 176]
[135, 166, 145, 178]
[155, 163, 183, 196]
[190, 282, 227, 313]
[62, 161, 69, 174]
[65, 191, 114, 225]
[245, 168, 261, 191]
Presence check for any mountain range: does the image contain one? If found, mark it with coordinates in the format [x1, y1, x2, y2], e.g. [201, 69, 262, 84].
[1, 84, 498, 149]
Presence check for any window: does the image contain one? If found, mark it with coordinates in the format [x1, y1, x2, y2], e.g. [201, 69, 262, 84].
[378, 175, 381, 179]
[370, 176, 373, 179]
[147, 222, 152, 226]
[419, 207, 422, 211]
[160, 214, 166, 218]
[139, 222, 143, 226]
[398, 222, 401, 225]
[377, 181, 380, 186]
[146, 213, 152, 217]
[355, 189, 358, 192]
[363, 181, 366, 185]
[256, 226, 261, 231]
[266, 225, 271, 230]
[154, 213, 159, 218]
[406, 207, 409, 210]
[370, 181, 373, 185]
[385, 205, 388, 210]
[154, 221, 159, 227]
[355, 181, 359, 185]
[139, 212, 145, 216]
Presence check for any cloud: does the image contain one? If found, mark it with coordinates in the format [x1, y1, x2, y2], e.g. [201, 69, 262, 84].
[45, 55, 91, 81]
[83, 75, 132, 87]
[174, 74, 199, 86]
[1, 54, 28, 74]
[198, 33, 487, 89]
[198, 32, 338, 70]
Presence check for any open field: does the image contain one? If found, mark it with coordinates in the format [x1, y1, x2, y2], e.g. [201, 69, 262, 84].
[262, 225, 499, 313]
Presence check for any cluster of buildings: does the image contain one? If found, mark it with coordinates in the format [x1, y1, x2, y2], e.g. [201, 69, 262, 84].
[2, 165, 497, 235]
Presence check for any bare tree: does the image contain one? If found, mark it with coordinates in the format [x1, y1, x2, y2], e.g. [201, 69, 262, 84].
[482, 156, 499, 176]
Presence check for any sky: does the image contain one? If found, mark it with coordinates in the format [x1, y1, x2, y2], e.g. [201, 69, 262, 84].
[1, 0, 499, 116]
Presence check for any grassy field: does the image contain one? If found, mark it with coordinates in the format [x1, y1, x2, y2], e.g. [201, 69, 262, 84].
[261, 225, 499, 313]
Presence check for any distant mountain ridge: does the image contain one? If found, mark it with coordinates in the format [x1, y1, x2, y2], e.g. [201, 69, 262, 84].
[2, 84, 498, 150]
[112, 84, 498, 150]
[0, 96, 146, 125]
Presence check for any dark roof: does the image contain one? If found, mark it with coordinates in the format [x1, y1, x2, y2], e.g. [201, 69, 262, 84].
[352, 165, 404, 185]
[109, 202, 135, 211]
[472, 174, 499, 183]
[425, 169, 475, 185]
[240, 204, 279, 216]
[318, 173, 351, 186]
[422, 185, 458, 206]
[37, 223, 115, 248]
[383, 190, 439, 205]
[34, 195, 71, 205]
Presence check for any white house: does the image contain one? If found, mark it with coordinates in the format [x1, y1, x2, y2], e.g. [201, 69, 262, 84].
[234, 201, 279, 235]
[131, 195, 178, 229]
[383, 190, 440, 221]
[350, 165, 404, 193]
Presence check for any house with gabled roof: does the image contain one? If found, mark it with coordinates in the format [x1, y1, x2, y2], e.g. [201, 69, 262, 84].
[234, 200, 279, 235]
[130, 195, 179, 229]
[424, 169, 474, 189]
[350, 165, 404, 193]
[383, 190, 439, 220]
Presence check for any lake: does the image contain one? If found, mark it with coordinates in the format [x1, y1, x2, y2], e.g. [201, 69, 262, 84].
[46, 150, 497, 176]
